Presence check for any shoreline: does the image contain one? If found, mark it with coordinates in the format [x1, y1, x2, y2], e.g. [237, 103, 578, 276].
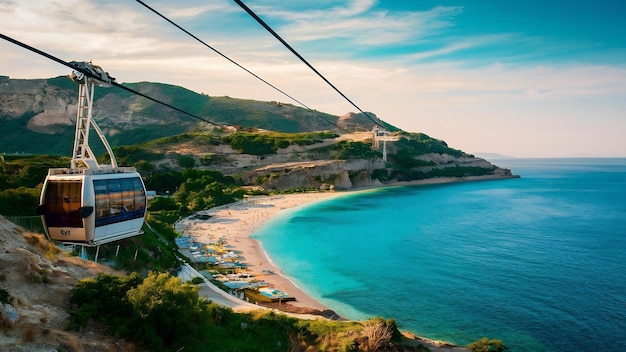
[177, 191, 349, 314]
[176, 175, 514, 347]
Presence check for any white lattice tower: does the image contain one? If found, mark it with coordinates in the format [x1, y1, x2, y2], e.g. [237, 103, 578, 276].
[71, 78, 98, 169]
[372, 128, 400, 162]
[68, 63, 118, 171]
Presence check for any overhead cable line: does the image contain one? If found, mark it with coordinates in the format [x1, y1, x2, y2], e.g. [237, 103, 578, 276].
[232, 0, 385, 129]
[135, 0, 312, 111]
[135, 0, 341, 130]
[0, 33, 219, 126]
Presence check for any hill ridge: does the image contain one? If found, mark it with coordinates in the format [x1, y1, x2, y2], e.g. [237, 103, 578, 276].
[0, 76, 392, 155]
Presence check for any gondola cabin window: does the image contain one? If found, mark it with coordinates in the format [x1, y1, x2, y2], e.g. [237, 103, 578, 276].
[94, 177, 146, 227]
[43, 180, 83, 228]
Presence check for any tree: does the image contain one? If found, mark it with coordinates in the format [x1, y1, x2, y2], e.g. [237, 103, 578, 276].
[467, 337, 508, 352]
[148, 196, 178, 211]
[126, 272, 213, 352]
[145, 171, 184, 195]
[69, 273, 143, 333]
[178, 155, 196, 169]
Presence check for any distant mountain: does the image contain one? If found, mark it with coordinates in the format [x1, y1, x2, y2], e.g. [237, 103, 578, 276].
[0, 76, 395, 155]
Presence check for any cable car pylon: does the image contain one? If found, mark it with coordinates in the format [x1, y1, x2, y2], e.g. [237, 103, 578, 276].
[37, 63, 148, 255]
[372, 127, 400, 162]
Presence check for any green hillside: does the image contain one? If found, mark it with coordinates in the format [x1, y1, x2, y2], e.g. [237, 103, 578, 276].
[1, 76, 380, 155]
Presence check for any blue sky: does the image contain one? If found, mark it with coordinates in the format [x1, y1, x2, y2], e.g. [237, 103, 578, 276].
[1, 0, 625, 157]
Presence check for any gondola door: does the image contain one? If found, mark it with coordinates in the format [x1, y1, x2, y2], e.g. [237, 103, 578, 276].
[40, 178, 91, 243]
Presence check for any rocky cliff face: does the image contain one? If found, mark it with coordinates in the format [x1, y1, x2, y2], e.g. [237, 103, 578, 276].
[416, 153, 505, 171]
[0, 78, 187, 135]
[239, 154, 513, 191]
[242, 158, 388, 190]
[0, 217, 130, 351]
[0, 79, 76, 134]
[0, 77, 390, 155]
[138, 128, 514, 192]
[0, 77, 515, 191]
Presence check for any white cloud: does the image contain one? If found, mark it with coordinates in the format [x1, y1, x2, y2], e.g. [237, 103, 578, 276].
[244, 3, 462, 47]
[155, 2, 233, 19]
[2, 0, 625, 157]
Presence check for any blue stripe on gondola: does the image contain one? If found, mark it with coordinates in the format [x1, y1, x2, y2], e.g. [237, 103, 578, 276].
[95, 209, 145, 227]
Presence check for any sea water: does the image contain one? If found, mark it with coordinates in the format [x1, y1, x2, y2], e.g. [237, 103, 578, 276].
[252, 158, 626, 352]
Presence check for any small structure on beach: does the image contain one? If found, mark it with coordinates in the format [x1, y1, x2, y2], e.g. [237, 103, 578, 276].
[243, 287, 295, 303]
[175, 212, 298, 307]
[175, 233, 247, 270]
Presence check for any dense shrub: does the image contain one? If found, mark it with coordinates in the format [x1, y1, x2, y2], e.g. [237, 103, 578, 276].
[226, 132, 279, 155]
[144, 171, 185, 195]
[69, 272, 143, 332]
[371, 169, 389, 182]
[467, 337, 508, 352]
[145, 212, 180, 241]
[126, 272, 214, 351]
[148, 196, 178, 211]
[109, 145, 164, 165]
[68, 272, 412, 352]
[225, 131, 338, 155]
[173, 169, 243, 211]
[178, 155, 195, 168]
[292, 131, 338, 146]
[389, 149, 436, 169]
[0, 187, 40, 216]
[396, 133, 465, 157]
[333, 141, 380, 160]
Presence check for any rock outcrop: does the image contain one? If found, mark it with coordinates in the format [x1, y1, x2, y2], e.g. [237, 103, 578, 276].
[0, 77, 516, 192]
[0, 77, 390, 155]
[239, 153, 512, 191]
[0, 217, 128, 351]
[242, 158, 389, 191]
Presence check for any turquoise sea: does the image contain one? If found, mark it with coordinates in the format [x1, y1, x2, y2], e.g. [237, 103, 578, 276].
[252, 158, 626, 352]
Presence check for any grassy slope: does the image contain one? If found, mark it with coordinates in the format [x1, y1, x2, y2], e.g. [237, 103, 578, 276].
[0, 78, 344, 155]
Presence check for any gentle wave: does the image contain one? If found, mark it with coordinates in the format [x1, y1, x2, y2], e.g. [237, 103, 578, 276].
[254, 158, 626, 352]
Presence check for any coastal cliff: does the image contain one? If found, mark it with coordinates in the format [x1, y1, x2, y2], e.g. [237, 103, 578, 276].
[122, 129, 516, 192]
[0, 75, 511, 350]
[0, 76, 384, 155]
[241, 154, 515, 191]
[0, 76, 516, 192]
[0, 214, 472, 351]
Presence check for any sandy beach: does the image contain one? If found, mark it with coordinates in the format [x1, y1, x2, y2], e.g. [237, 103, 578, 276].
[176, 191, 349, 314]
[175, 175, 517, 315]
[174, 177, 512, 351]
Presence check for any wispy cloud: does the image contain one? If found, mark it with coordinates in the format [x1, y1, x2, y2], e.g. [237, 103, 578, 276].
[159, 3, 233, 19]
[246, 3, 463, 48]
[2, 0, 625, 157]
[399, 33, 521, 63]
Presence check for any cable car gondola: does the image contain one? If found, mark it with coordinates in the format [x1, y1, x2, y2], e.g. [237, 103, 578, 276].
[37, 62, 147, 246]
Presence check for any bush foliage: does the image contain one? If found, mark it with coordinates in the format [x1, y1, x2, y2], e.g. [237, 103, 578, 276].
[333, 140, 381, 160]
[68, 272, 407, 352]
[467, 337, 509, 352]
[172, 168, 244, 212]
[224, 131, 338, 155]
[0, 134, 508, 350]
[0, 155, 69, 215]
